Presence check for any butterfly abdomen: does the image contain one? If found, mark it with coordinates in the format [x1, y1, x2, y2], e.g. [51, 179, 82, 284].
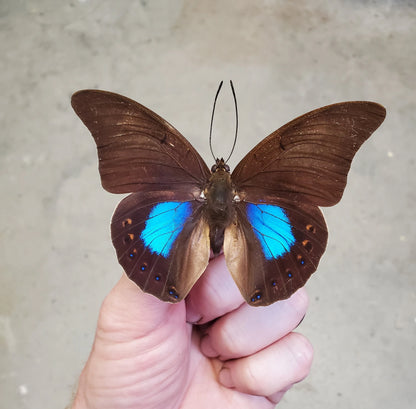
[205, 164, 235, 254]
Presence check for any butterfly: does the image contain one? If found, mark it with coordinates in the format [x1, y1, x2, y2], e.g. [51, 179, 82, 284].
[71, 85, 385, 306]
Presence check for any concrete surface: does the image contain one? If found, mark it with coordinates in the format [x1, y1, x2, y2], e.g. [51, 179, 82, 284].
[0, 1, 415, 408]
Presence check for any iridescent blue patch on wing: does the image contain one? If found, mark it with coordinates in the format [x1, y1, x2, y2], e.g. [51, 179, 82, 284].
[246, 203, 295, 260]
[140, 201, 192, 258]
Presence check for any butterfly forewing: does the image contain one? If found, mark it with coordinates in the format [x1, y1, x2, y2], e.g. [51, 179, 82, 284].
[232, 102, 386, 207]
[71, 90, 210, 194]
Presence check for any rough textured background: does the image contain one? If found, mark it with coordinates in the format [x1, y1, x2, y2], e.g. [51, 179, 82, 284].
[1, 1, 415, 408]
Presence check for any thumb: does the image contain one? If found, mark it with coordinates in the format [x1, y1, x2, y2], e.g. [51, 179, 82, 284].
[73, 275, 192, 409]
[97, 273, 187, 341]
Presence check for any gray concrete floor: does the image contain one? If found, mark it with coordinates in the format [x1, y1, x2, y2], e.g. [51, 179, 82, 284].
[1, 1, 415, 408]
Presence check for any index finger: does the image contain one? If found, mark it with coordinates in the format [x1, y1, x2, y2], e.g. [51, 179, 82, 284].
[186, 255, 244, 324]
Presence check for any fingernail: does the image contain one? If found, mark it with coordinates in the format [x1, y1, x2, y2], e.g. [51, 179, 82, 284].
[295, 313, 306, 329]
[219, 368, 234, 388]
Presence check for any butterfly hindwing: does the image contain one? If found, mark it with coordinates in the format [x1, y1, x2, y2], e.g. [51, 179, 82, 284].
[232, 102, 386, 207]
[71, 90, 210, 194]
[111, 191, 210, 302]
[224, 199, 327, 306]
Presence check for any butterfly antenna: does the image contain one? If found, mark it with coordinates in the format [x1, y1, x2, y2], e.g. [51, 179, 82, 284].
[225, 80, 238, 163]
[209, 81, 224, 160]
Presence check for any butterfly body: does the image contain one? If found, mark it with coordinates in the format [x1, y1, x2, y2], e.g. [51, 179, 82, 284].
[204, 158, 235, 254]
[72, 89, 386, 306]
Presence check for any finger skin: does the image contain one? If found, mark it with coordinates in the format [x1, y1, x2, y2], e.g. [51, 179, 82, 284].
[72, 270, 313, 409]
[200, 288, 309, 360]
[218, 332, 313, 397]
[73, 274, 192, 409]
[186, 255, 244, 324]
[99, 273, 182, 337]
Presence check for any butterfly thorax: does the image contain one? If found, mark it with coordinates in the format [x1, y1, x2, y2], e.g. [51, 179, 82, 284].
[205, 158, 235, 254]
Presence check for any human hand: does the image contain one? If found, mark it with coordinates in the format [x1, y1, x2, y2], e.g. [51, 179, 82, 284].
[71, 255, 313, 409]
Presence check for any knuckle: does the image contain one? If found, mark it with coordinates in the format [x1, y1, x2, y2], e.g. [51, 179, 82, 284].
[217, 322, 243, 356]
[240, 360, 263, 391]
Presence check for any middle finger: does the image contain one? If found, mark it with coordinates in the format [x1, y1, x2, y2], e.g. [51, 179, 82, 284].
[200, 287, 308, 360]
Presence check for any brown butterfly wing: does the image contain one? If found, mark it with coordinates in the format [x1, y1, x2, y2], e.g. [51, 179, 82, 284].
[225, 101, 386, 306]
[72, 90, 212, 302]
[111, 190, 210, 302]
[71, 90, 211, 194]
[232, 102, 386, 207]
